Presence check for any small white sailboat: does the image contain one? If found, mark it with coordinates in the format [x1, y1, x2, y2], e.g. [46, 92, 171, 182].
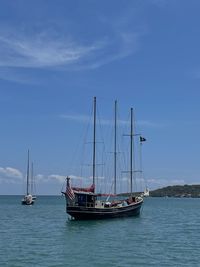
[143, 188, 150, 197]
[21, 150, 35, 205]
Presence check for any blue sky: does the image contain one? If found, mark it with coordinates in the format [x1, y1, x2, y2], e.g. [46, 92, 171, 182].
[0, 0, 200, 195]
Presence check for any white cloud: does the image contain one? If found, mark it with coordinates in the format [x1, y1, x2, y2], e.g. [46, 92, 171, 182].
[68, 175, 84, 180]
[48, 174, 66, 183]
[0, 165, 193, 193]
[0, 22, 140, 72]
[0, 33, 100, 68]
[33, 173, 88, 185]
[0, 170, 66, 185]
[0, 167, 23, 183]
[35, 174, 65, 184]
[35, 174, 45, 182]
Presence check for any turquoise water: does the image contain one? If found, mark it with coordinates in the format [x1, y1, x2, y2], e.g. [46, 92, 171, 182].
[0, 196, 200, 267]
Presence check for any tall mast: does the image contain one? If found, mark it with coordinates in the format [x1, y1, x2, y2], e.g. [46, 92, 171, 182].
[31, 162, 33, 195]
[26, 149, 30, 195]
[114, 100, 117, 195]
[130, 108, 133, 194]
[92, 97, 96, 190]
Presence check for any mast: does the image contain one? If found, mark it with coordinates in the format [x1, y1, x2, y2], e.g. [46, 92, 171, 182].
[92, 96, 96, 190]
[31, 162, 33, 195]
[140, 135, 146, 191]
[26, 150, 30, 195]
[114, 100, 117, 195]
[139, 138, 143, 184]
[130, 108, 133, 194]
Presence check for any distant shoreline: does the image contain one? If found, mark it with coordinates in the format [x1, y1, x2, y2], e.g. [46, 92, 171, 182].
[149, 184, 200, 198]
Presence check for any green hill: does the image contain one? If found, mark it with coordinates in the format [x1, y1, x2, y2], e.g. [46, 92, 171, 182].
[150, 184, 200, 198]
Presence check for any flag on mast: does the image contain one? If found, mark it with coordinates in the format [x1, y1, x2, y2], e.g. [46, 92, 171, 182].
[140, 136, 146, 142]
[66, 177, 75, 200]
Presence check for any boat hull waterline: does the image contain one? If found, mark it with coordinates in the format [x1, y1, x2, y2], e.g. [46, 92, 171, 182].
[66, 199, 143, 220]
[21, 200, 34, 205]
[21, 194, 34, 205]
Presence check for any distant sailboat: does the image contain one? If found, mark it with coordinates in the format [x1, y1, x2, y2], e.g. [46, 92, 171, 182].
[142, 188, 150, 197]
[21, 150, 35, 205]
[62, 97, 144, 220]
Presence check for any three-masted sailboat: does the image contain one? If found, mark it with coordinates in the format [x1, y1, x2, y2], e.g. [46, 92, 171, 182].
[21, 150, 36, 205]
[63, 97, 144, 220]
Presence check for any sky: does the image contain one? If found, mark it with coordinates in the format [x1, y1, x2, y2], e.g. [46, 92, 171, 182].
[0, 0, 200, 195]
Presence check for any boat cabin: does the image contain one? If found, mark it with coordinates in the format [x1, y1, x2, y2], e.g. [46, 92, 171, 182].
[67, 192, 97, 208]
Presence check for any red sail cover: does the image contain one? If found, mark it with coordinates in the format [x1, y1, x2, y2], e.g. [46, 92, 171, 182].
[72, 184, 95, 193]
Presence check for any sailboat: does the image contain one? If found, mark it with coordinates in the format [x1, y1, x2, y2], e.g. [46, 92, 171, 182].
[142, 188, 150, 197]
[21, 150, 35, 205]
[62, 97, 144, 220]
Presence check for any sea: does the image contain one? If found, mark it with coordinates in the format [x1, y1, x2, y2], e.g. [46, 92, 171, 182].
[0, 196, 199, 267]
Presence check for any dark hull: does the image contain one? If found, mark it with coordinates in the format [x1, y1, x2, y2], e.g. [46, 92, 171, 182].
[21, 200, 34, 205]
[66, 200, 143, 220]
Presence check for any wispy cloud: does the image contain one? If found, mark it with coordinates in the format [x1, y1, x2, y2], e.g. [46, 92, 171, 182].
[36, 174, 66, 184]
[0, 33, 101, 69]
[35, 173, 96, 190]
[0, 21, 140, 72]
[78, 32, 139, 70]
[37, 173, 103, 187]
[60, 113, 163, 128]
[0, 168, 66, 185]
[60, 113, 129, 125]
[0, 167, 23, 183]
